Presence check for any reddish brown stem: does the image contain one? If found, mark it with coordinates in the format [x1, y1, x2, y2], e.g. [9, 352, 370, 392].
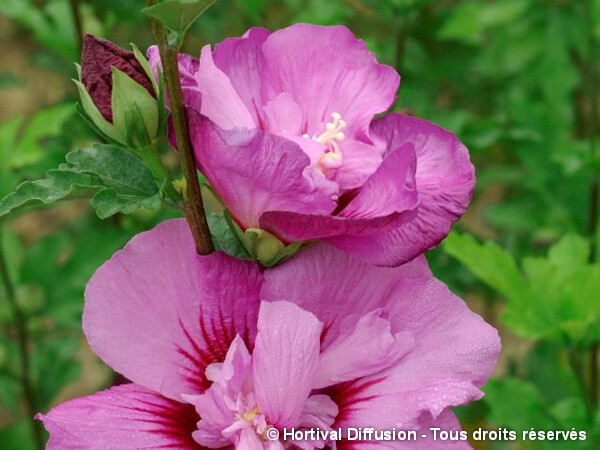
[147, 4, 214, 255]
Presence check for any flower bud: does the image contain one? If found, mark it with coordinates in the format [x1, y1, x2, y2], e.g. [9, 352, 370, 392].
[74, 35, 160, 149]
[241, 227, 302, 267]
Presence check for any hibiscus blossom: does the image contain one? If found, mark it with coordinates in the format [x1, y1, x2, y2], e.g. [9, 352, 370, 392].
[148, 24, 475, 266]
[38, 219, 499, 449]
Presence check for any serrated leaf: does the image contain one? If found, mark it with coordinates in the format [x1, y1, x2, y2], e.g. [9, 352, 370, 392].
[142, 0, 217, 34]
[91, 188, 161, 219]
[547, 234, 589, 270]
[0, 170, 103, 216]
[64, 145, 158, 196]
[0, 144, 161, 218]
[447, 232, 600, 344]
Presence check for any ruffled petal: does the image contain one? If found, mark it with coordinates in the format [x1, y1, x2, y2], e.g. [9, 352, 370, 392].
[259, 208, 413, 242]
[259, 142, 418, 241]
[340, 142, 418, 218]
[84, 219, 262, 399]
[253, 301, 323, 428]
[327, 264, 500, 430]
[330, 377, 482, 433]
[402, 409, 474, 450]
[261, 24, 399, 140]
[189, 110, 338, 229]
[331, 140, 384, 191]
[298, 395, 339, 431]
[261, 244, 430, 347]
[314, 310, 415, 389]
[38, 384, 201, 449]
[328, 113, 475, 266]
[190, 336, 253, 445]
[262, 245, 499, 429]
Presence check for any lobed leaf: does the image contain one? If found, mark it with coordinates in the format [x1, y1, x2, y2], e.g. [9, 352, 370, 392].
[0, 144, 162, 219]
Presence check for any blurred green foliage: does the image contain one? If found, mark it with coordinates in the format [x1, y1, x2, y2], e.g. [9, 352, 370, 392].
[0, 0, 599, 449]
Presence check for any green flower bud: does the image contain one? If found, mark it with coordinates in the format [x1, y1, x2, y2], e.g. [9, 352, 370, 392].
[241, 228, 303, 267]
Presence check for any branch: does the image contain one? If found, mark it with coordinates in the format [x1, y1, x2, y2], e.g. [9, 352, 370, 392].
[146, 3, 214, 255]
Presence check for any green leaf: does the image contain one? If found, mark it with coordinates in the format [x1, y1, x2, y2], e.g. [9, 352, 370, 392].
[91, 188, 161, 219]
[0, 145, 161, 219]
[0, 420, 38, 450]
[484, 378, 556, 431]
[443, 231, 526, 299]
[13, 103, 74, 168]
[439, 0, 530, 45]
[142, 0, 217, 34]
[447, 233, 600, 344]
[526, 342, 581, 404]
[0, 170, 103, 217]
[0, 104, 74, 171]
[207, 212, 249, 259]
[0, 0, 78, 60]
[32, 336, 80, 410]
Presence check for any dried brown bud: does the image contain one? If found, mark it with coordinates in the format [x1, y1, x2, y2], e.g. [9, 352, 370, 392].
[81, 35, 155, 122]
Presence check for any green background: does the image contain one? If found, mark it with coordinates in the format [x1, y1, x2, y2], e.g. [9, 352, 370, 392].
[0, 0, 599, 448]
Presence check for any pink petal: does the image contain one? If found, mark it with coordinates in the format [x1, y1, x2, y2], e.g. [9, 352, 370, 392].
[331, 140, 384, 191]
[328, 113, 475, 266]
[330, 261, 500, 429]
[195, 45, 256, 129]
[189, 110, 338, 229]
[147, 45, 201, 110]
[189, 336, 253, 447]
[259, 208, 413, 242]
[261, 24, 399, 140]
[286, 135, 331, 166]
[402, 409, 474, 450]
[337, 409, 472, 449]
[340, 142, 418, 218]
[205, 335, 252, 393]
[238, 428, 265, 449]
[331, 378, 482, 432]
[261, 244, 430, 347]
[313, 310, 415, 389]
[262, 245, 499, 429]
[146, 45, 199, 88]
[212, 27, 271, 126]
[381, 262, 501, 392]
[259, 142, 418, 241]
[84, 219, 262, 400]
[298, 395, 339, 430]
[262, 93, 303, 136]
[38, 384, 200, 449]
[252, 301, 323, 428]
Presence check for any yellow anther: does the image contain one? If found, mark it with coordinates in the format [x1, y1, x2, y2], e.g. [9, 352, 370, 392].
[241, 406, 260, 422]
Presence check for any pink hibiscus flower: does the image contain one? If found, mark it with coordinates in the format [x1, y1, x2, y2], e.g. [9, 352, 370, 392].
[38, 219, 499, 449]
[148, 24, 475, 266]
